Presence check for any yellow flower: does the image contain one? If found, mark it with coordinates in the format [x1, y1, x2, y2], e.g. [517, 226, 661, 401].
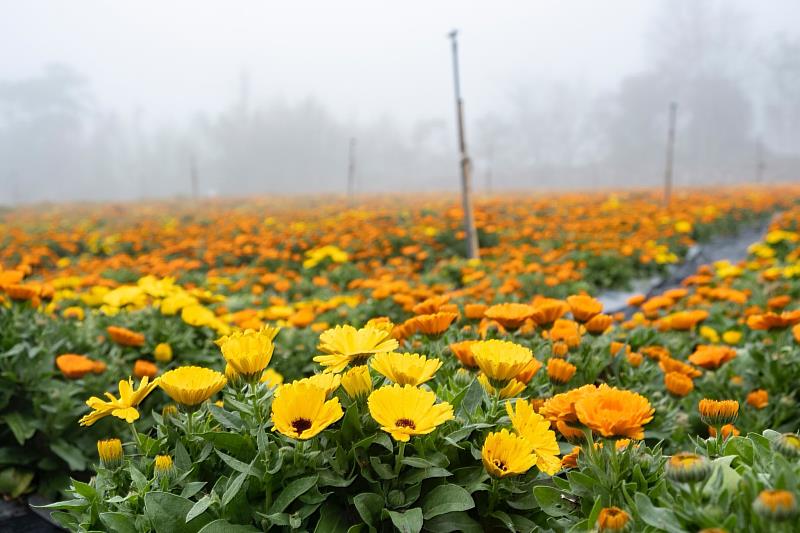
[79, 376, 160, 426]
[481, 429, 537, 478]
[722, 330, 742, 345]
[368, 384, 454, 442]
[313, 325, 399, 373]
[303, 245, 349, 269]
[291, 373, 341, 398]
[216, 326, 279, 380]
[154, 342, 173, 363]
[260, 368, 284, 388]
[341, 366, 373, 399]
[271, 381, 343, 439]
[97, 438, 123, 469]
[477, 374, 526, 399]
[699, 326, 720, 343]
[370, 352, 442, 386]
[154, 455, 175, 477]
[158, 366, 227, 407]
[506, 400, 561, 475]
[470, 340, 533, 382]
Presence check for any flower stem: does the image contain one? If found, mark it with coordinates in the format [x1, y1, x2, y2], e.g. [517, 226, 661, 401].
[395, 441, 406, 476]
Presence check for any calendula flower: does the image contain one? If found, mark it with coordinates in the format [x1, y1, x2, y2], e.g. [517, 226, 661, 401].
[753, 490, 798, 522]
[539, 384, 599, 440]
[688, 345, 736, 369]
[471, 340, 533, 382]
[746, 310, 800, 330]
[483, 303, 535, 329]
[291, 373, 341, 398]
[664, 371, 694, 397]
[530, 298, 569, 327]
[449, 340, 478, 368]
[410, 312, 459, 336]
[566, 294, 603, 323]
[153, 342, 173, 363]
[776, 433, 800, 458]
[79, 376, 160, 426]
[584, 314, 613, 335]
[107, 326, 145, 347]
[271, 381, 343, 440]
[341, 365, 373, 399]
[260, 368, 284, 388]
[367, 384, 453, 441]
[698, 399, 739, 426]
[505, 400, 561, 474]
[574, 384, 654, 440]
[133, 359, 158, 379]
[154, 455, 175, 478]
[97, 438, 123, 469]
[481, 429, 537, 478]
[547, 358, 576, 385]
[477, 374, 526, 398]
[216, 326, 279, 380]
[313, 325, 398, 373]
[158, 366, 227, 407]
[370, 352, 442, 386]
[708, 424, 739, 439]
[596, 507, 630, 531]
[665, 452, 711, 483]
[56, 354, 104, 379]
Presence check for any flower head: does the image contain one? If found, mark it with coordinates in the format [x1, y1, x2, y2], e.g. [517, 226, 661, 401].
[471, 340, 533, 382]
[596, 507, 630, 531]
[547, 358, 576, 385]
[314, 325, 398, 373]
[481, 429, 537, 478]
[291, 373, 341, 398]
[574, 384, 654, 440]
[688, 345, 736, 369]
[107, 326, 145, 347]
[260, 368, 284, 388]
[154, 342, 173, 363]
[341, 365, 373, 399]
[367, 384, 453, 441]
[97, 438, 123, 469]
[449, 340, 478, 368]
[216, 326, 279, 380]
[79, 376, 160, 426]
[271, 381, 343, 439]
[158, 366, 227, 407]
[698, 399, 739, 426]
[410, 312, 459, 336]
[505, 400, 561, 475]
[664, 371, 694, 397]
[483, 303, 535, 330]
[154, 455, 175, 478]
[754, 489, 797, 522]
[567, 295, 603, 323]
[665, 452, 711, 483]
[370, 352, 441, 386]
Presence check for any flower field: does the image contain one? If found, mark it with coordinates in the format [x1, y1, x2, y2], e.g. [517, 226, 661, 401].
[2, 186, 800, 532]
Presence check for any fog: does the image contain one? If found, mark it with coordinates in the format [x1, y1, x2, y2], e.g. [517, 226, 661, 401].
[1, 0, 799, 204]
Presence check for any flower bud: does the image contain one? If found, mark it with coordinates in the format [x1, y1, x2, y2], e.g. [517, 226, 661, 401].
[596, 506, 630, 531]
[753, 489, 797, 522]
[97, 438, 123, 469]
[775, 433, 800, 458]
[665, 452, 712, 483]
[154, 342, 173, 363]
[698, 399, 738, 427]
[154, 455, 175, 479]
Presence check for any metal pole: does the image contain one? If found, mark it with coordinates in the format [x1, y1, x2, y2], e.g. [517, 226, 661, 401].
[664, 101, 677, 209]
[448, 30, 480, 259]
[347, 137, 356, 205]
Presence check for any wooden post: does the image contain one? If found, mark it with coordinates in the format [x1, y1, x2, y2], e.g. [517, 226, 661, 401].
[663, 102, 677, 209]
[347, 137, 356, 206]
[448, 30, 480, 260]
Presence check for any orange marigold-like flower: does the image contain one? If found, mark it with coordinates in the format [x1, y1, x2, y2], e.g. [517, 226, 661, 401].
[662, 309, 709, 331]
[411, 312, 459, 336]
[659, 355, 702, 378]
[107, 326, 146, 347]
[596, 506, 630, 531]
[515, 357, 543, 384]
[548, 319, 581, 347]
[464, 303, 487, 320]
[664, 371, 694, 397]
[767, 295, 791, 310]
[134, 359, 158, 378]
[566, 295, 603, 323]
[547, 358, 576, 385]
[539, 384, 598, 440]
[530, 298, 569, 326]
[698, 399, 739, 426]
[585, 314, 613, 335]
[688, 345, 736, 369]
[746, 389, 769, 409]
[449, 340, 478, 368]
[56, 354, 97, 379]
[484, 302, 535, 329]
[708, 424, 740, 439]
[746, 310, 800, 330]
[574, 384, 654, 440]
[4, 283, 40, 301]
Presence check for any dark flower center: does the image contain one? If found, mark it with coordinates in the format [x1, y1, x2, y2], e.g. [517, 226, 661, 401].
[395, 418, 416, 429]
[350, 353, 373, 366]
[292, 418, 312, 434]
[493, 459, 507, 471]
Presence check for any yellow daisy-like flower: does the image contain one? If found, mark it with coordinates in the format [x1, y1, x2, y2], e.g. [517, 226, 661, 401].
[481, 429, 537, 478]
[216, 326, 280, 380]
[79, 376, 160, 426]
[506, 399, 561, 475]
[370, 352, 442, 386]
[470, 340, 533, 382]
[271, 381, 343, 439]
[367, 384, 454, 442]
[341, 365, 373, 399]
[313, 325, 399, 373]
[477, 374, 526, 399]
[260, 368, 284, 388]
[158, 366, 227, 407]
[290, 373, 342, 398]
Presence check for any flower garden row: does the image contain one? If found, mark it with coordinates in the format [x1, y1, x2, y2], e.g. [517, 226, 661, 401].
[0, 187, 799, 531]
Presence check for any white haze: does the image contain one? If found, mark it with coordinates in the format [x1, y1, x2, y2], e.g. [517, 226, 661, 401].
[1, 0, 799, 203]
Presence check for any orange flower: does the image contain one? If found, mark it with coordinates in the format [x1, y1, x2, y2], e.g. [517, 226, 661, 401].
[698, 399, 739, 426]
[4, 284, 40, 301]
[596, 506, 630, 531]
[767, 295, 791, 310]
[662, 309, 708, 330]
[560, 446, 580, 468]
[664, 372, 694, 397]
[134, 359, 158, 378]
[746, 389, 769, 409]
[659, 356, 702, 378]
[464, 303, 487, 320]
[746, 310, 800, 330]
[449, 340, 478, 368]
[530, 298, 569, 326]
[410, 312, 458, 336]
[515, 357, 543, 384]
[56, 354, 97, 379]
[539, 384, 598, 440]
[688, 345, 736, 369]
[547, 358, 576, 385]
[626, 294, 646, 306]
[548, 319, 581, 347]
[626, 351, 643, 367]
[708, 424, 740, 439]
[584, 314, 613, 335]
[566, 295, 603, 323]
[551, 341, 569, 357]
[107, 326, 146, 347]
[484, 303, 535, 329]
[574, 384, 654, 439]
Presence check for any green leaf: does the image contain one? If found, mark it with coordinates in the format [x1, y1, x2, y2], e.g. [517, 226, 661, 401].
[421, 484, 474, 519]
[385, 507, 423, 533]
[71, 480, 97, 500]
[222, 472, 248, 507]
[314, 503, 350, 533]
[422, 511, 482, 532]
[200, 432, 255, 458]
[401, 467, 451, 485]
[144, 491, 213, 533]
[2, 412, 36, 445]
[197, 519, 260, 533]
[50, 440, 87, 472]
[458, 379, 485, 418]
[0, 467, 34, 498]
[207, 404, 244, 430]
[634, 493, 687, 533]
[532, 486, 573, 518]
[186, 495, 213, 522]
[181, 481, 207, 499]
[268, 475, 318, 514]
[353, 492, 383, 528]
[99, 512, 138, 533]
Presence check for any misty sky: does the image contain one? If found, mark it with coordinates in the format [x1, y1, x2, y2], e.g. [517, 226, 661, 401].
[3, 0, 795, 127]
